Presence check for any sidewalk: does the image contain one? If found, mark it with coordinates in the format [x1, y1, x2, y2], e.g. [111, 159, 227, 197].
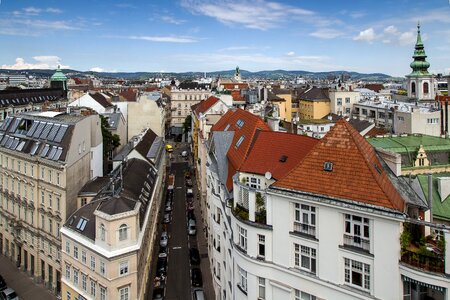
[0, 255, 57, 300]
[192, 172, 215, 300]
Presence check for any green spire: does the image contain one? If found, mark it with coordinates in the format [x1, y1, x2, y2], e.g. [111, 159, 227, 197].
[50, 65, 68, 81]
[409, 22, 430, 76]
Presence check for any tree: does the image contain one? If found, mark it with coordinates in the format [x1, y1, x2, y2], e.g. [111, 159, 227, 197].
[100, 115, 121, 157]
[183, 115, 192, 134]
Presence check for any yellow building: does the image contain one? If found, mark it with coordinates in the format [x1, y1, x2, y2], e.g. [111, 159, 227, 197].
[272, 89, 293, 122]
[298, 87, 331, 120]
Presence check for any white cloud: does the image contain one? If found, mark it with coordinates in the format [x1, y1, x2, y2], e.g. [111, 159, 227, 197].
[398, 31, 416, 46]
[13, 7, 62, 16]
[286, 51, 295, 56]
[353, 28, 376, 43]
[128, 35, 197, 43]
[161, 15, 186, 25]
[310, 28, 343, 39]
[90, 67, 104, 72]
[384, 25, 398, 34]
[181, 0, 314, 30]
[218, 46, 251, 52]
[2, 56, 70, 70]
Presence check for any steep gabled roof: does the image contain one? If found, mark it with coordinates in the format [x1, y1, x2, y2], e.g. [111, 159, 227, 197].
[240, 131, 318, 180]
[193, 96, 220, 118]
[89, 92, 113, 108]
[299, 87, 330, 102]
[273, 119, 405, 211]
[211, 108, 271, 190]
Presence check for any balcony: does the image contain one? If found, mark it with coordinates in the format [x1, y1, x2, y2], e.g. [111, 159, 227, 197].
[401, 250, 444, 273]
[293, 222, 316, 237]
[343, 234, 370, 252]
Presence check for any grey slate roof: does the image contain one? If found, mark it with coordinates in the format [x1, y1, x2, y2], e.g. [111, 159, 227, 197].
[209, 131, 234, 185]
[0, 88, 65, 108]
[102, 112, 122, 130]
[300, 87, 330, 101]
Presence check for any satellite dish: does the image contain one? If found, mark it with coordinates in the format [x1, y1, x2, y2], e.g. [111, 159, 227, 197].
[265, 171, 272, 180]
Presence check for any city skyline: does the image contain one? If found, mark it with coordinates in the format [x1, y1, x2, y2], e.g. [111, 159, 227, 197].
[1, 0, 449, 76]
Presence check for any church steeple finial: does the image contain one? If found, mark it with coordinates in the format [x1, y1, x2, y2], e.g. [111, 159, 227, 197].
[409, 21, 430, 76]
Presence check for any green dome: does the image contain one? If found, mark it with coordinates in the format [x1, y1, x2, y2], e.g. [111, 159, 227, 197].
[409, 23, 430, 77]
[50, 65, 68, 81]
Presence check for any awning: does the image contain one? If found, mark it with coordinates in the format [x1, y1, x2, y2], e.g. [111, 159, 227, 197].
[402, 275, 446, 292]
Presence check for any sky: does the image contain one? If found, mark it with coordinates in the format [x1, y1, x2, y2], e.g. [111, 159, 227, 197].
[0, 0, 449, 76]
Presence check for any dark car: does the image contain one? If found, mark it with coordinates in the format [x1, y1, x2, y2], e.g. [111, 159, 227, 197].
[0, 275, 6, 291]
[186, 178, 193, 187]
[191, 268, 203, 287]
[162, 213, 171, 224]
[189, 248, 201, 265]
[159, 245, 168, 254]
[156, 253, 168, 276]
[152, 287, 164, 300]
[187, 210, 196, 221]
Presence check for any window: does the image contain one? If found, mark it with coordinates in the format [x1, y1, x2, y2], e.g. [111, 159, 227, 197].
[119, 224, 128, 241]
[235, 135, 245, 148]
[411, 82, 416, 94]
[90, 280, 96, 297]
[119, 262, 129, 276]
[65, 264, 71, 280]
[100, 286, 106, 300]
[73, 246, 78, 259]
[57, 173, 60, 185]
[248, 177, 261, 189]
[48, 170, 52, 183]
[73, 269, 79, 285]
[258, 234, 265, 259]
[57, 197, 60, 211]
[345, 97, 351, 104]
[100, 224, 106, 241]
[337, 98, 342, 106]
[236, 119, 245, 128]
[344, 214, 370, 251]
[65, 241, 70, 254]
[31, 165, 34, 177]
[41, 167, 45, 179]
[81, 198, 87, 206]
[119, 286, 129, 300]
[90, 255, 96, 271]
[423, 82, 429, 94]
[294, 244, 316, 274]
[237, 266, 247, 293]
[66, 291, 71, 300]
[100, 260, 106, 276]
[82, 273, 87, 290]
[258, 277, 266, 299]
[293, 203, 316, 236]
[398, 116, 405, 121]
[345, 108, 351, 114]
[344, 258, 370, 291]
[49, 219, 53, 234]
[41, 192, 45, 204]
[237, 225, 247, 251]
[81, 250, 87, 264]
[48, 194, 52, 208]
[295, 289, 316, 300]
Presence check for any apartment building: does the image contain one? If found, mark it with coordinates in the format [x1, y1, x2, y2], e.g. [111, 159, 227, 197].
[205, 112, 450, 299]
[328, 89, 361, 117]
[60, 157, 163, 300]
[0, 111, 103, 295]
[169, 82, 212, 131]
[298, 87, 330, 120]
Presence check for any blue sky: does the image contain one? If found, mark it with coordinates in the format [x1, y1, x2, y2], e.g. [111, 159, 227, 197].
[0, 0, 449, 76]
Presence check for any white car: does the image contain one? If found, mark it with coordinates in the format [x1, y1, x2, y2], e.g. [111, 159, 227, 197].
[181, 150, 188, 157]
[0, 288, 19, 300]
[160, 232, 169, 247]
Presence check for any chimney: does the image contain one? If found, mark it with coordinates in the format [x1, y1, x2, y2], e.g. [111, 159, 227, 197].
[428, 174, 433, 223]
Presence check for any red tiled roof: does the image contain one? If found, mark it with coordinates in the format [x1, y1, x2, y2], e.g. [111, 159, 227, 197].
[119, 89, 137, 102]
[364, 84, 384, 93]
[193, 96, 220, 117]
[240, 131, 318, 180]
[274, 119, 405, 211]
[221, 83, 249, 90]
[212, 108, 271, 190]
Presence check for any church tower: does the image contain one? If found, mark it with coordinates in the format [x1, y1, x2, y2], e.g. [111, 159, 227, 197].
[50, 65, 68, 97]
[406, 23, 435, 101]
[234, 66, 241, 82]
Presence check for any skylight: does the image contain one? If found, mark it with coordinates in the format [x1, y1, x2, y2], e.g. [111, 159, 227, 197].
[323, 161, 333, 172]
[224, 124, 230, 131]
[236, 119, 245, 128]
[235, 135, 245, 148]
[76, 217, 88, 231]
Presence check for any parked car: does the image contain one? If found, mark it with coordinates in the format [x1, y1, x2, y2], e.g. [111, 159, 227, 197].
[186, 178, 193, 187]
[156, 253, 168, 276]
[188, 219, 197, 236]
[162, 213, 171, 224]
[153, 287, 164, 300]
[186, 188, 194, 198]
[191, 268, 203, 287]
[0, 288, 19, 300]
[160, 232, 169, 247]
[181, 150, 188, 157]
[187, 210, 196, 221]
[159, 245, 168, 254]
[165, 203, 172, 212]
[0, 276, 6, 291]
[192, 288, 205, 300]
[189, 248, 201, 265]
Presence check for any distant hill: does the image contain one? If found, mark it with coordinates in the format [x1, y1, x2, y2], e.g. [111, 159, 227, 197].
[0, 68, 393, 81]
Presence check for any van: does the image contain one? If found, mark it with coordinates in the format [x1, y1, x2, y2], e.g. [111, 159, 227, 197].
[192, 288, 205, 300]
[188, 219, 196, 235]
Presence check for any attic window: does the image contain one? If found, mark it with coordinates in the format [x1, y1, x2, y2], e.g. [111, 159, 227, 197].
[76, 217, 88, 231]
[235, 135, 245, 148]
[236, 119, 245, 128]
[224, 124, 230, 131]
[323, 161, 333, 172]
[374, 164, 382, 174]
[279, 155, 288, 162]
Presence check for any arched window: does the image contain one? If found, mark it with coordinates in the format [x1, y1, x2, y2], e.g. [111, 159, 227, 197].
[100, 224, 106, 241]
[423, 82, 429, 94]
[411, 82, 416, 94]
[119, 224, 128, 241]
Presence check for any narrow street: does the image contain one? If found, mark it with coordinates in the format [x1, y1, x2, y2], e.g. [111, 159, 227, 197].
[146, 141, 214, 300]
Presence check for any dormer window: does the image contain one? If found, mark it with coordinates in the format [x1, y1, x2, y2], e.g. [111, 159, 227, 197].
[119, 224, 128, 241]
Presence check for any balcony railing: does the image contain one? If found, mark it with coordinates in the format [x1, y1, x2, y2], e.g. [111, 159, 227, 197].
[401, 250, 444, 273]
[343, 234, 370, 252]
[293, 222, 316, 237]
